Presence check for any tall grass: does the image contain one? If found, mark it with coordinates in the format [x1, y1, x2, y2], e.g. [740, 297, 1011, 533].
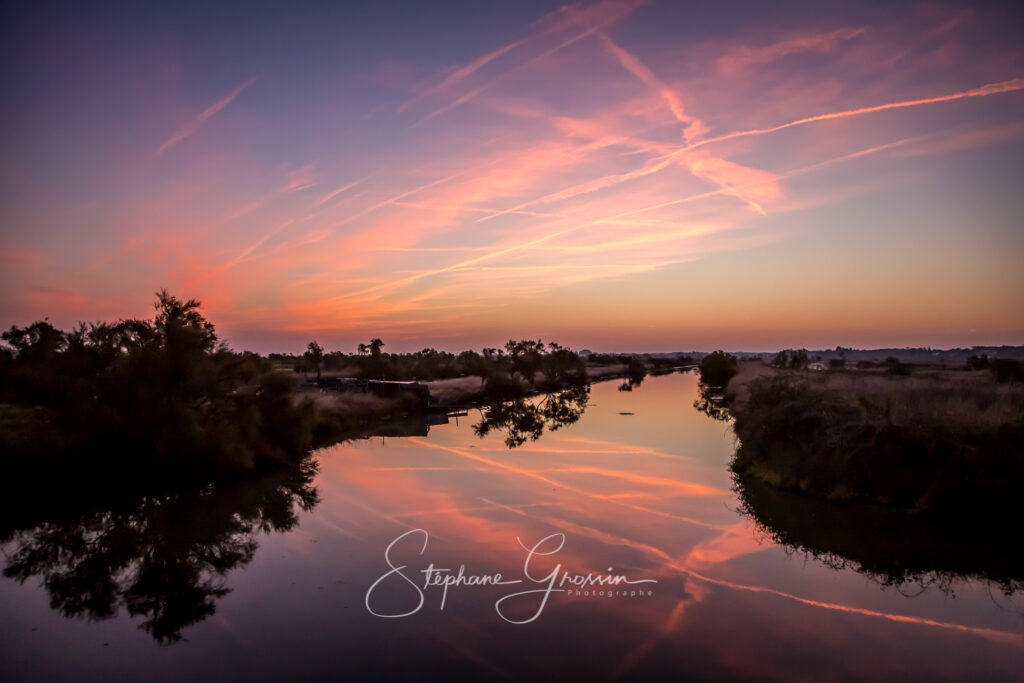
[727, 364, 1024, 511]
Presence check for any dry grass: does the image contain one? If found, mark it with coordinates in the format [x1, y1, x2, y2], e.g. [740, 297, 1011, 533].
[728, 363, 1022, 431]
[725, 363, 1024, 511]
[426, 376, 486, 403]
[586, 363, 627, 380]
[303, 391, 397, 413]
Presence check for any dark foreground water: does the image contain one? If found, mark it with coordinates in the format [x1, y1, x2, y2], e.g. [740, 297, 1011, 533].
[2, 372, 1022, 681]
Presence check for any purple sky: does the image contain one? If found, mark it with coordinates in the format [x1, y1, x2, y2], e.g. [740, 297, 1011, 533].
[2, 0, 1022, 353]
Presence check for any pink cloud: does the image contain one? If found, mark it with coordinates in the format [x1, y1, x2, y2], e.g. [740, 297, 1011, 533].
[0, 243, 46, 272]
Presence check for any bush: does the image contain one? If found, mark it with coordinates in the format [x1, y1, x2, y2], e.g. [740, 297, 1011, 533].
[884, 356, 911, 376]
[699, 350, 738, 387]
[480, 373, 527, 402]
[991, 358, 1023, 383]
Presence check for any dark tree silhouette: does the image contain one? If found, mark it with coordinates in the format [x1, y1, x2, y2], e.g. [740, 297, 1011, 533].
[698, 350, 738, 387]
[0, 291, 318, 505]
[305, 341, 324, 381]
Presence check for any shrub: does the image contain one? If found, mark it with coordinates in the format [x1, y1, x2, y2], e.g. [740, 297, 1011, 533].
[699, 350, 738, 387]
[481, 372, 527, 402]
[991, 358, 1023, 383]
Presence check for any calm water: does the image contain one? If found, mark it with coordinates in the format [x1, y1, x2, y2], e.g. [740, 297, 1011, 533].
[2, 372, 1022, 681]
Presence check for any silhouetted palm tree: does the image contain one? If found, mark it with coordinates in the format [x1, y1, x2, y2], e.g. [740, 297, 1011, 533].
[305, 341, 324, 382]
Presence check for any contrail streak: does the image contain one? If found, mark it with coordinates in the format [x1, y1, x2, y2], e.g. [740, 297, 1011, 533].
[476, 77, 1024, 219]
[677, 77, 1024, 154]
[328, 134, 928, 303]
[155, 76, 258, 155]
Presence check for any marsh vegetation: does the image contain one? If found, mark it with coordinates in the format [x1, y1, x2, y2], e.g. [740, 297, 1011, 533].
[723, 362, 1024, 512]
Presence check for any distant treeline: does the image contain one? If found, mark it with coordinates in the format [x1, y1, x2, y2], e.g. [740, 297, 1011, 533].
[731, 345, 1024, 364]
[275, 344, 687, 384]
[287, 338, 588, 389]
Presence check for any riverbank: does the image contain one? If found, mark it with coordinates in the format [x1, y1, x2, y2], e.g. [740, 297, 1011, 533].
[305, 364, 639, 443]
[423, 364, 640, 404]
[723, 362, 1024, 512]
[1, 294, 623, 507]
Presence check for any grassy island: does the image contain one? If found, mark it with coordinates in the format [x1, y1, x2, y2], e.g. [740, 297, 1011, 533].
[721, 361, 1024, 513]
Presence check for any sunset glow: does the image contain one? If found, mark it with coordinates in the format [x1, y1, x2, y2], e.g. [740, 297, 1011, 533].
[2, 1, 1022, 352]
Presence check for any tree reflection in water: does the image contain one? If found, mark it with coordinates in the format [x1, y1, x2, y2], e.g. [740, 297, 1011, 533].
[733, 475, 1024, 601]
[693, 382, 731, 421]
[1, 458, 319, 644]
[618, 376, 643, 392]
[691, 383, 1022, 603]
[473, 385, 590, 448]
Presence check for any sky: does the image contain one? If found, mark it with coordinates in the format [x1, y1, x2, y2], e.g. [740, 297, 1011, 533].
[1, 0, 1022, 353]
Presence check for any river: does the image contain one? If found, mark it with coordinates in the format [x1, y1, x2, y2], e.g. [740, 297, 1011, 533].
[2, 371, 1021, 680]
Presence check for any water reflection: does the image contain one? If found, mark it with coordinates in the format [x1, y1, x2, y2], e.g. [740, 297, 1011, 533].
[354, 411, 453, 438]
[692, 382, 730, 421]
[733, 475, 1024, 599]
[3, 373, 1022, 681]
[2, 458, 318, 643]
[472, 385, 590, 448]
[618, 376, 643, 391]
[697, 375, 1023, 601]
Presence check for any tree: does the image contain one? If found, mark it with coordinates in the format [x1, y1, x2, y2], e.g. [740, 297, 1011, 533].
[357, 343, 368, 356]
[504, 339, 545, 385]
[542, 343, 587, 385]
[2, 319, 67, 363]
[991, 358, 1023, 383]
[789, 349, 809, 369]
[0, 290, 319, 490]
[699, 350, 738, 387]
[153, 289, 218, 353]
[304, 341, 324, 382]
[368, 338, 385, 358]
[966, 354, 989, 370]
